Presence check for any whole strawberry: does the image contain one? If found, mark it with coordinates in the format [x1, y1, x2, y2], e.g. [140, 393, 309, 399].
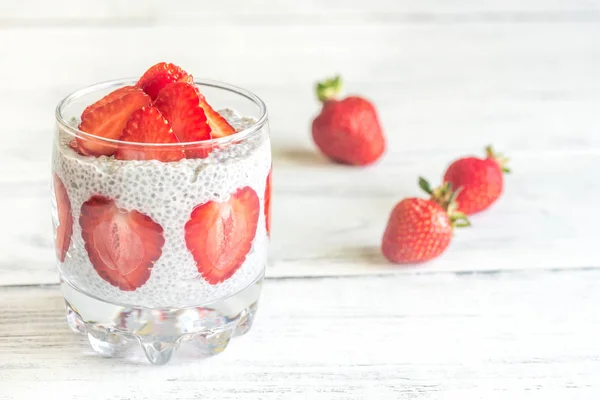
[443, 146, 510, 215]
[382, 178, 469, 264]
[311, 76, 385, 165]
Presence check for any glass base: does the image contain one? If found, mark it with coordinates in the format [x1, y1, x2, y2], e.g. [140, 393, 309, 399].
[61, 275, 262, 365]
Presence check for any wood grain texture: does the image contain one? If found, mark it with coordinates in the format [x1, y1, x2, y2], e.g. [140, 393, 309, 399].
[1, 0, 599, 397]
[1, 269, 599, 399]
[2, 17, 600, 284]
[2, 2, 600, 396]
[4, 149, 600, 286]
[1, 0, 599, 26]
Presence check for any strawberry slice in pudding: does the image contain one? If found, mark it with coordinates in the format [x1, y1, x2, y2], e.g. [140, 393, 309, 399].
[136, 62, 193, 101]
[55, 61, 270, 307]
[197, 93, 236, 138]
[185, 186, 260, 285]
[53, 174, 73, 262]
[53, 61, 271, 364]
[154, 82, 212, 143]
[265, 167, 272, 237]
[78, 86, 151, 156]
[154, 82, 213, 158]
[75, 63, 236, 160]
[115, 106, 184, 162]
[80, 195, 165, 291]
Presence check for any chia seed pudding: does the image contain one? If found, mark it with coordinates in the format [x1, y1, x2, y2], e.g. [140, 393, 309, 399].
[53, 110, 271, 308]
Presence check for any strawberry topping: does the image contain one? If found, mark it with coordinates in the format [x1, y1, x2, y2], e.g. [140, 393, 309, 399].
[115, 106, 184, 162]
[74, 63, 239, 161]
[68, 139, 87, 156]
[53, 175, 73, 262]
[81, 86, 143, 116]
[136, 62, 193, 100]
[78, 86, 151, 156]
[197, 93, 236, 138]
[154, 82, 212, 158]
[265, 168, 272, 236]
[184, 186, 260, 285]
[80, 195, 165, 291]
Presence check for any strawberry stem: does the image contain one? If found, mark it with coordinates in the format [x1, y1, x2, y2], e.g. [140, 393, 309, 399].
[485, 145, 511, 174]
[316, 76, 343, 102]
[419, 177, 470, 230]
[450, 211, 471, 228]
[418, 177, 433, 195]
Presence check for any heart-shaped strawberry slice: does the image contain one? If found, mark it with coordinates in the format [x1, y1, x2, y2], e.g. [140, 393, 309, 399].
[53, 174, 73, 262]
[78, 86, 151, 156]
[184, 187, 259, 285]
[115, 106, 185, 162]
[136, 62, 193, 100]
[265, 168, 272, 237]
[197, 93, 236, 138]
[80, 195, 165, 291]
[154, 82, 212, 158]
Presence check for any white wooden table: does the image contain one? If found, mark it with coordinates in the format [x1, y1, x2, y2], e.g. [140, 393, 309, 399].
[2, 1, 600, 398]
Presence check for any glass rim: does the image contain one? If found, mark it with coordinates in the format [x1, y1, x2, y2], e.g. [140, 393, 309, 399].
[55, 78, 268, 148]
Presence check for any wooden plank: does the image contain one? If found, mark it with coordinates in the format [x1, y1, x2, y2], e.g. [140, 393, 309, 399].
[2, 24, 599, 146]
[1, 0, 599, 25]
[2, 23, 600, 90]
[2, 22, 599, 182]
[1, 269, 599, 398]
[2, 150, 600, 286]
[1, 23, 600, 284]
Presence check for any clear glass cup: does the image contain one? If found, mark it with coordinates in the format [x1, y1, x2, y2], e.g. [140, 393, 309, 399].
[52, 79, 271, 364]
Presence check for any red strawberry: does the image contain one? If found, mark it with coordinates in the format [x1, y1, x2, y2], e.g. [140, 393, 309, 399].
[311, 76, 385, 166]
[185, 186, 259, 285]
[82, 86, 142, 116]
[136, 62, 193, 100]
[78, 86, 151, 156]
[265, 168, 272, 236]
[53, 174, 73, 262]
[381, 178, 469, 264]
[443, 146, 510, 215]
[80, 195, 165, 291]
[115, 106, 185, 162]
[68, 139, 87, 156]
[197, 93, 236, 138]
[154, 82, 211, 142]
[154, 82, 212, 158]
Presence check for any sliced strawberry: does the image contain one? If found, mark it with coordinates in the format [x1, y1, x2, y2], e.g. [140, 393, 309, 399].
[53, 175, 73, 262]
[136, 62, 193, 100]
[78, 86, 151, 156]
[154, 82, 212, 158]
[185, 186, 259, 285]
[68, 139, 88, 156]
[80, 195, 164, 291]
[197, 94, 236, 138]
[265, 168, 272, 237]
[154, 82, 211, 142]
[115, 106, 185, 162]
[81, 86, 143, 116]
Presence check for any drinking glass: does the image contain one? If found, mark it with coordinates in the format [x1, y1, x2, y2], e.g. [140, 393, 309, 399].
[52, 79, 271, 364]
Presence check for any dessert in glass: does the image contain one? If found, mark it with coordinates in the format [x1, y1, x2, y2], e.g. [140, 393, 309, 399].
[51, 63, 271, 364]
